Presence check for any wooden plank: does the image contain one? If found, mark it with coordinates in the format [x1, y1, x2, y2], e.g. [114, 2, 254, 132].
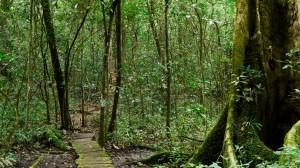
[72, 133, 114, 168]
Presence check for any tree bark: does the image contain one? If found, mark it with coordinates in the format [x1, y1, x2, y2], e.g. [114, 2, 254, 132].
[64, 8, 89, 129]
[164, 0, 171, 136]
[98, 0, 118, 146]
[40, 0, 70, 130]
[25, 0, 34, 128]
[146, 0, 164, 64]
[188, 0, 300, 166]
[108, 0, 122, 133]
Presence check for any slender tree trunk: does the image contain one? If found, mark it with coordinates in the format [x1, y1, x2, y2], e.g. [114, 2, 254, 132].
[108, 0, 122, 133]
[42, 58, 50, 124]
[25, 0, 34, 128]
[98, 0, 117, 146]
[146, 0, 164, 64]
[40, 29, 51, 124]
[164, 0, 171, 136]
[40, 0, 70, 129]
[81, 30, 85, 127]
[64, 8, 89, 130]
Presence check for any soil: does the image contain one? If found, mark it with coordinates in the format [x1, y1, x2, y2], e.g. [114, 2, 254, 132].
[13, 145, 77, 168]
[106, 146, 155, 168]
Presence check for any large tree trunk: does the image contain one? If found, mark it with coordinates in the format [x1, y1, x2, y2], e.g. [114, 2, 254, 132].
[257, 0, 300, 149]
[189, 0, 300, 166]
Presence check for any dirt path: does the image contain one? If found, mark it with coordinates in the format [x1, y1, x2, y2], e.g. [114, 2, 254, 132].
[72, 133, 114, 168]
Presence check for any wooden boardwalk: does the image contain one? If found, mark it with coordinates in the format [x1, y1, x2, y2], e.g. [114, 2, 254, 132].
[72, 133, 114, 168]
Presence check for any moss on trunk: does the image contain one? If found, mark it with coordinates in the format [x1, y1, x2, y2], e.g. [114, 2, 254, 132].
[186, 0, 300, 167]
[283, 120, 300, 148]
[188, 105, 228, 165]
[142, 1, 300, 167]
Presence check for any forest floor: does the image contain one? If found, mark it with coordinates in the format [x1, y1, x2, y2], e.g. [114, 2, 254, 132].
[12, 103, 154, 167]
[13, 145, 77, 168]
[106, 146, 153, 168]
[71, 103, 154, 167]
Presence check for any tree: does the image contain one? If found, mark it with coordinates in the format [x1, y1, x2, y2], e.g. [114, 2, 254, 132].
[108, 0, 122, 133]
[147, 0, 172, 136]
[146, 0, 164, 64]
[98, 0, 118, 146]
[40, 0, 71, 130]
[164, 0, 171, 136]
[64, 4, 89, 130]
[25, 0, 34, 128]
[189, 0, 300, 166]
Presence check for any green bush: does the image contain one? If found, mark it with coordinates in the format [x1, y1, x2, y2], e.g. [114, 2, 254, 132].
[14, 126, 69, 150]
[257, 147, 300, 168]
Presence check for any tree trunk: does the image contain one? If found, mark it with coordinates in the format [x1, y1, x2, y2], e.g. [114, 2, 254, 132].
[25, 0, 34, 128]
[40, 27, 51, 124]
[40, 0, 70, 130]
[189, 0, 300, 166]
[108, 0, 122, 133]
[98, 0, 117, 146]
[164, 0, 171, 136]
[146, 0, 164, 64]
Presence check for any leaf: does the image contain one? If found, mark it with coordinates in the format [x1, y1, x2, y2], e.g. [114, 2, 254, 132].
[282, 65, 291, 69]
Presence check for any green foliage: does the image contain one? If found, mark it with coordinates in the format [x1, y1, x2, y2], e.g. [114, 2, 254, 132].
[240, 119, 262, 136]
[277, 147, 300, 167]
[1, 0, 235, 166]
[14, 127, 45, 145]
[186, 104, 208, 120]
[0, 152, 16, 168]
[0, 51, 14, 62]
[45, 128, 70, 150]
[282, 48, 300, 71]
[231, 66, 263, 102]
[0, 99, 48, 144]
[14, 126, 69, 151]
[110, 102, 216, 154]
[257, 147, 300, 168]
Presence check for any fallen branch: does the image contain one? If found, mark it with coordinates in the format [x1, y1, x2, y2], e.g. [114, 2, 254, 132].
[29, 155, 44, 168]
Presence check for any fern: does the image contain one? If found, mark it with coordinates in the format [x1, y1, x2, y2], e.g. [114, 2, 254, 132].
[45, 128, 70, 151]
[0, 153, 16, 168]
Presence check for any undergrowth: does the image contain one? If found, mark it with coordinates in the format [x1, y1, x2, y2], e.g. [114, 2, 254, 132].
[11, 125, 69, 151]
[0, 152, 16, 168]
[109, 103, 218, 153]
